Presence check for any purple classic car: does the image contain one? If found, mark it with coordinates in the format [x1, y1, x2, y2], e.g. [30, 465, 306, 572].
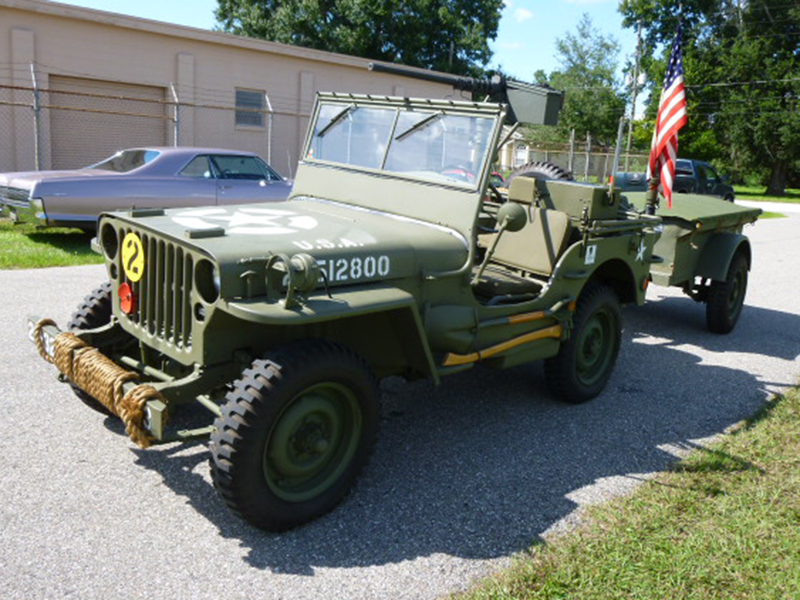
[0, 147, 292, 230]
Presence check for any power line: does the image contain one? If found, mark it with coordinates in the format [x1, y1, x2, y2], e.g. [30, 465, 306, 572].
[685, 77, 800, 89]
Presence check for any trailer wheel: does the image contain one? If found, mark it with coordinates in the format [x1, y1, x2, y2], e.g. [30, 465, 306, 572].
[545, 284, 621, 403]
[507, 161, 573, 184]
[66, 282, 114, 415]
[706, 252, 748, 334]
[209, 340, 380, 531]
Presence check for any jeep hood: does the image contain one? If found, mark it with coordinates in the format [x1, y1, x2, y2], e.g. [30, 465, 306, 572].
[101, 197, 470, 297]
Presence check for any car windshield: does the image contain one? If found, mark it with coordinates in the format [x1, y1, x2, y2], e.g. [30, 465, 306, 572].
[89, 150, 160, 173]
[675, 160, 693, 175]
[307, 102, 496, 190]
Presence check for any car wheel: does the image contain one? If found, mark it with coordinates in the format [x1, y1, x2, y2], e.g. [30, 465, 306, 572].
[67, 282, 115, 416]
[706, 252, 748, 334]
[209, 340, 380, 531]
[544, 284, 622, 403]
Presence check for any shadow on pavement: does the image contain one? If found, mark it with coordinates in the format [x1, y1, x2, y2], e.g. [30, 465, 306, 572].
[126, 295, 800, 574]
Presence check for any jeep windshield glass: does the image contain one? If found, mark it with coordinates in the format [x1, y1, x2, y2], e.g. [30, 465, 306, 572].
[308, 102, 495, 189]
[309, 104, 395, 169]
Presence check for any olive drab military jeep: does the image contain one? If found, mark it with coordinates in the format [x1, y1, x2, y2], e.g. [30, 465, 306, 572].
[29, 70, 756, 531]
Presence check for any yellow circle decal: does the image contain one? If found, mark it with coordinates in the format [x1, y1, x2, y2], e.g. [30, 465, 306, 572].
[121, 232, 145, 282]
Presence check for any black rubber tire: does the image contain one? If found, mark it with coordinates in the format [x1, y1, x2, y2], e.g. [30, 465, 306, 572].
[67, 282, 114, 415]
[706, 252, 748, 334]
[507, 161, 574, 184]
[544, 284, 622, 403]
[209, 339, 380, 532]
[723, 193, 735, 202]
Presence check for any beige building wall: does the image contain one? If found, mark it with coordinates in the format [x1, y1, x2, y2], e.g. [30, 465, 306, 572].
[0, 0, 452, 175]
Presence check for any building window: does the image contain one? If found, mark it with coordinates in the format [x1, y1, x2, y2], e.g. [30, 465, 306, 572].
[235, 89, 264, 127]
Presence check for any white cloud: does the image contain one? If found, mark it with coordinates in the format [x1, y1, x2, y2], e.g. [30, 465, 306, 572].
[514, 8, 534, 22]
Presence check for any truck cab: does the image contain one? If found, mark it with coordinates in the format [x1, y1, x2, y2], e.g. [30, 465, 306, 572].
[673, 159, 735, 201]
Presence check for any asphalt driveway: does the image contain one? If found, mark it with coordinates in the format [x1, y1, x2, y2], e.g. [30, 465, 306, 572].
[1, 213, 798, 599]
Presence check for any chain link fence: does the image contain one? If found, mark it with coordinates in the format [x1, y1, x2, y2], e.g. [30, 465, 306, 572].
[2, 73, 649, 183]
[507, 139, 650, 183]
[0, 77, 304, 177]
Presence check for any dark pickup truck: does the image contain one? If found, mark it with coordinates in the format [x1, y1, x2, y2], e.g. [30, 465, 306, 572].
[615, 159, 735, 202]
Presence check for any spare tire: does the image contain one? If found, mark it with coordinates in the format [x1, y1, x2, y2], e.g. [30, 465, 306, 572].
[507, 161, 573, 184]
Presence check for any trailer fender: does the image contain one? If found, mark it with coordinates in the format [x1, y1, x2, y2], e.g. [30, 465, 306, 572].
[694, 233, 752, 282]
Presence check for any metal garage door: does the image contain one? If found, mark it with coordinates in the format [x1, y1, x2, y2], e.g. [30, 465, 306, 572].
[48, 76, 168, 169]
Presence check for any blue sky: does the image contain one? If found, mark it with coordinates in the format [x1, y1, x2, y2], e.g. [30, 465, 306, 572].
[62, 0, 639, 83]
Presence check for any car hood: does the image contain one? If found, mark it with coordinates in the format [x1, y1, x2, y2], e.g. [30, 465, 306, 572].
[101, 197, 470, 297]
[0, 169, 112, 191]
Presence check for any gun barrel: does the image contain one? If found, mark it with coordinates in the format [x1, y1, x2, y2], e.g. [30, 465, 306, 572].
[368, 62, 499, 95]
[368, 61, 563, 126]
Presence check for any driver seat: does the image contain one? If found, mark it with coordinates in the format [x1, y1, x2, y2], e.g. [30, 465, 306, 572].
[473, 178, 573, 303]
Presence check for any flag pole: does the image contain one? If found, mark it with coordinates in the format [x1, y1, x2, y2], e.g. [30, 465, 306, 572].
[646, 9, 686, 216]
[645, 177, 660, 215]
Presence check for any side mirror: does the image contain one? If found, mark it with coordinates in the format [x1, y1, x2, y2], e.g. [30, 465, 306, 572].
[496, 201, 528, 233]
[471, 202, 529, 286]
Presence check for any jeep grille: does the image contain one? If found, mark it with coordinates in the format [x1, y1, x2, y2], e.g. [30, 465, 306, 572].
[117, 226, 194, 351]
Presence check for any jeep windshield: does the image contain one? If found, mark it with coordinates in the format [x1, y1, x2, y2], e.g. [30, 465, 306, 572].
[306, 100, 497, 190]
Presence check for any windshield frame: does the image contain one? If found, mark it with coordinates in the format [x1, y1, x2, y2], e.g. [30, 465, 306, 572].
[303, 94, 505, 194]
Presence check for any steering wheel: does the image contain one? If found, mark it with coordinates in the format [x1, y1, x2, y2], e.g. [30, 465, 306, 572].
[440, 164, 475, 183]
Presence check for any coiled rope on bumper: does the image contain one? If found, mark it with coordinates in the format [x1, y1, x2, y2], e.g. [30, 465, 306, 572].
[33, 319, 163, 448]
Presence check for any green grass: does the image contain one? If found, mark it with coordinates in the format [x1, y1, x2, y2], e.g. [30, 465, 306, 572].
[0, 218, 102, 269]
[734, 186, 800, 203]
[457, 387, 800, 600]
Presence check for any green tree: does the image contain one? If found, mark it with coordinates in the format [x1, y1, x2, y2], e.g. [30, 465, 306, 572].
[533, 14, 627, 146]
[214, 0, 503, 76]
[620, 0, 800, 195]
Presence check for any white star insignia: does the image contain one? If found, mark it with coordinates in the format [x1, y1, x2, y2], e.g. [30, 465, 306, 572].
[636, 239, 646, 263]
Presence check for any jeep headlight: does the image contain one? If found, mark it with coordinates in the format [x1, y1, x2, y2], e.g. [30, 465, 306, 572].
[289, 253, 321, 293]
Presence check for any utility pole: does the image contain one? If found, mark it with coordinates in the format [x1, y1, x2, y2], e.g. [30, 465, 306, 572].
[625, 20, 643, 172]
[30, 62, 41, 171]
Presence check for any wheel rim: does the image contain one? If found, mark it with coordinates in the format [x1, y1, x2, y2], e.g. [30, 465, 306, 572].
[727, 267, 746, 320]
[576, 307, 616, 386]
[264, 382, 362, 502]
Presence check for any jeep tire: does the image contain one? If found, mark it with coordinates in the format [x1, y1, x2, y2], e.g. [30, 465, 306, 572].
[67, 282, 114, 416]
[209, 340, 380, 531]
[544, 284, 622, 403]
[507, 160, 573, 184]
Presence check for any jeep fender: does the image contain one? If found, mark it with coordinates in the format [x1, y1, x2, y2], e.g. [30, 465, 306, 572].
[694, 232, 752, 282]
[226, 286, 438, 383]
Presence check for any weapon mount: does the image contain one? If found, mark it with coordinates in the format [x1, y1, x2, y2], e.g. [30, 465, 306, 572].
[368, 62, 563, 127]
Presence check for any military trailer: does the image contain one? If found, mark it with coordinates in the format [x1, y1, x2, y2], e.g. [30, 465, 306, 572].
[623, 192, 760, 333]
[505, 164, 761, 335]
[30, 65, 759, 531]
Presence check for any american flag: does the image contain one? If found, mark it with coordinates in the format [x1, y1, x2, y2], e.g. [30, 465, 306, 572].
[647, 26, 688, 208]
